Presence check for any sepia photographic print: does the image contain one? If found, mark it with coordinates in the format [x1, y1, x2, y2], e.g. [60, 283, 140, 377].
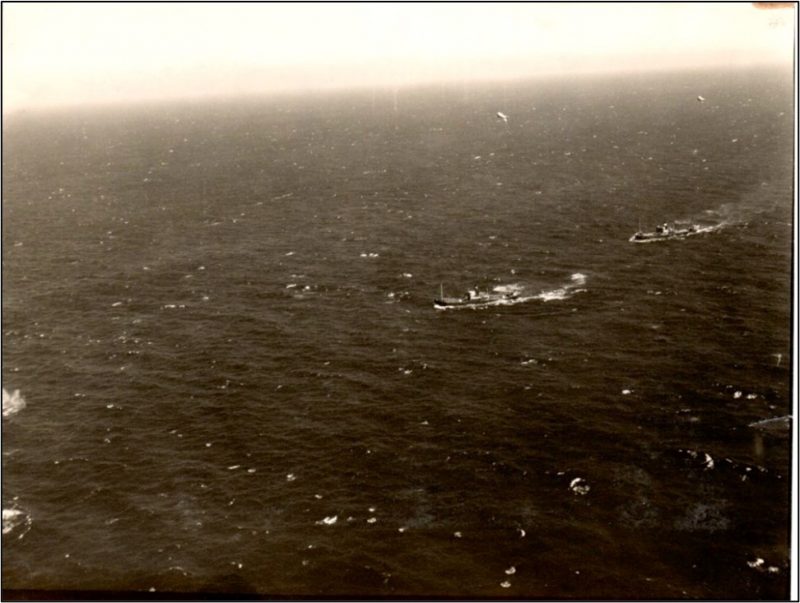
[2, 2, 797, 600]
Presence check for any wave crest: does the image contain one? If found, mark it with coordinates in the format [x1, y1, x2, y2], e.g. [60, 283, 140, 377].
[2, 507, 32, 539]
[2, 389, 26, 418]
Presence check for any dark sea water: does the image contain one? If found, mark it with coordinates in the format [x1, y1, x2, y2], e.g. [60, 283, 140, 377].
[2, 68, 794, 599]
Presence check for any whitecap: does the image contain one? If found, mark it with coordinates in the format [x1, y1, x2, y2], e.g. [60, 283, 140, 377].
[535, 274, 587, 303]
[2, 507, 31, 538]
[569, 477, 590, 495]
[3, 389, 26, 418]
[749, 415, 791, 431]
[537, 289, 570, 302]
[2, 509, 23, 534]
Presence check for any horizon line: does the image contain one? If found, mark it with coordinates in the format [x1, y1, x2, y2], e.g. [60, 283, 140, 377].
[3, 60, 792, 117]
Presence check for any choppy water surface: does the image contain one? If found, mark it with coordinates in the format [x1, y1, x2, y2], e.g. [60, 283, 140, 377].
[2, 68, 793, 598]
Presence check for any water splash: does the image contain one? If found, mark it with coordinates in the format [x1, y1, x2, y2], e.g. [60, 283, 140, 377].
[2, 507, 32, 539]
[2, 388, 26, 418]
[536, 273, 587, 302]
[749, 415, 792, 432]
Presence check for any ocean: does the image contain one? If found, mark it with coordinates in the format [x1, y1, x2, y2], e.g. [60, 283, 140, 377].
[2, 67, 794, 599]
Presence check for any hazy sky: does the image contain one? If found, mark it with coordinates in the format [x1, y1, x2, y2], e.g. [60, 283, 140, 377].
[2, 2, 795, 110]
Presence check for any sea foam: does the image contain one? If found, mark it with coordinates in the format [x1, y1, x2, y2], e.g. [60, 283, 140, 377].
[2, 507, 32, 539]
[2, 388, 26, 418]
